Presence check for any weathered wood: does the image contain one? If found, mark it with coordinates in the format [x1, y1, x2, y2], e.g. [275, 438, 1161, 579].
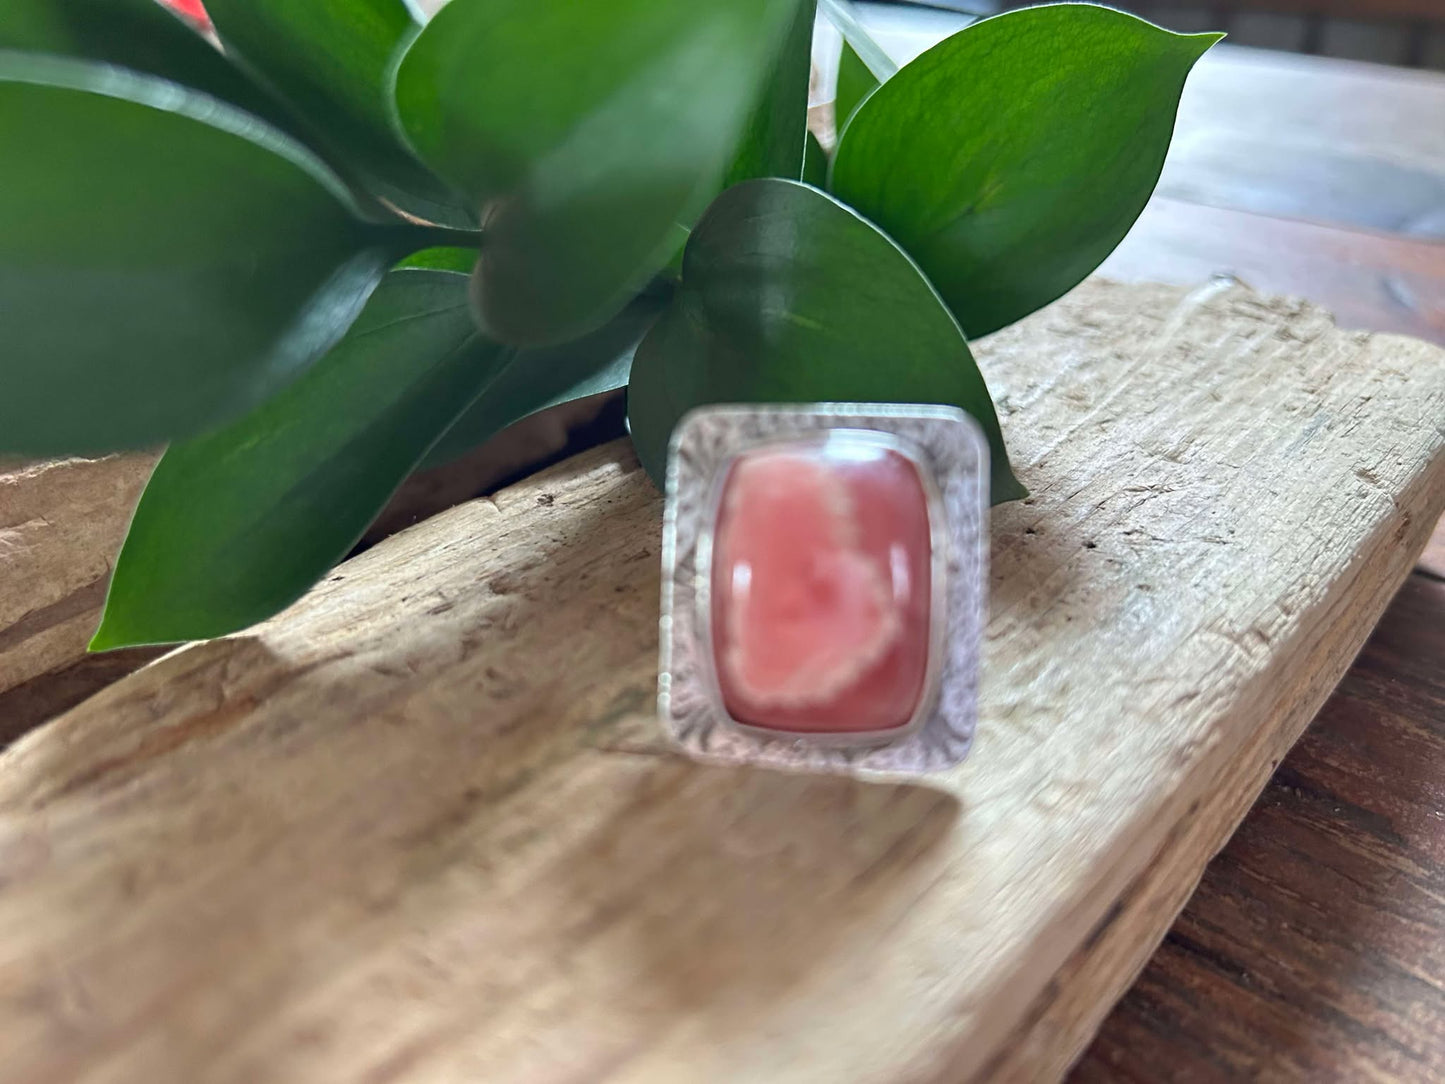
[363, 393, 620, 544]
[1, 280, 1442, 1082]
[1074, 570, 1445, 1082]
[0, 403, 617, 709]
[0, 453, 156, 694]
[985, 575, 1445, 1082]
[0, 647, 168, 751]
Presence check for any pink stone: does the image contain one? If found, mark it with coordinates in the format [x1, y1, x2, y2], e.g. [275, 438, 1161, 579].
[710, 435, 934, 735]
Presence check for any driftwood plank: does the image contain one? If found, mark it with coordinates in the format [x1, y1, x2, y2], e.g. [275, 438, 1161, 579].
[0, 405, 613, 715]
[1075, 571, 1445, 1081]
[0, 280, 1442, 1083]
[0, 453, 156, 694]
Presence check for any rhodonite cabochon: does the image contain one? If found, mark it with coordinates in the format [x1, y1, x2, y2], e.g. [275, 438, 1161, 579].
[710, 435, 935, 736]
[659, 404, 988, 776]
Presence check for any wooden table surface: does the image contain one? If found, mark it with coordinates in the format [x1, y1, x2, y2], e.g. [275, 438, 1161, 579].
[838, 10, 1445, 1077]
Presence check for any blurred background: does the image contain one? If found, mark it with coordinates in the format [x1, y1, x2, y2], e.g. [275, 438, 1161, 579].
[866, 0, 1445, 67]
[810, 0, 1445, 346]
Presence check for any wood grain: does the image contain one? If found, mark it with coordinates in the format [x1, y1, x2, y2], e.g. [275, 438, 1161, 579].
[0, 402, 618, 711]
[0, 647, 169, 751]
[1074, 570, 1445, 1082]
[0, 280, 1441, 1082]
[0, 453, 156, 694]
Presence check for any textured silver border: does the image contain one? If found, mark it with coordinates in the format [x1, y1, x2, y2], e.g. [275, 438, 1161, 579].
[658, 403, 988, 776]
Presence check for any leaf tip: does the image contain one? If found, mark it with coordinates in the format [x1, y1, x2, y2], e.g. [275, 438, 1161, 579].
[1180, 30, 1227, 58]
[89, 611, 180, 653]
[992, 472, 1030, 507]
[87, 621, 128, 654]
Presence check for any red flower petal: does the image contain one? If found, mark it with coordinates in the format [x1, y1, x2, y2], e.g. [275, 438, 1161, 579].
[160, 0, 210, 27]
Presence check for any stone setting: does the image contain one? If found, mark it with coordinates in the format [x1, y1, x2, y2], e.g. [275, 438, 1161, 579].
[706, 432, 938, 739]
[658, 404, 987, 776]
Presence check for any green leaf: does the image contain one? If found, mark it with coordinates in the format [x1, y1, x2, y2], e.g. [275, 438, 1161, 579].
[202, 0, 459, 216]
[395, 0, 805, 347]
[725, 0, 817, 186]
[92, 269, 508, 650]
[803, 130, 828, 188]
[0, 0, 431, 220]
[834, 39, 879, 133]
[420, 291, 667, 471]
[627, 179, 1024, 503]
[0, 53, 400, 455]
[396, 245, 478, 273]
[831, 5, 1221, 338]
[0, 0, 290, 132]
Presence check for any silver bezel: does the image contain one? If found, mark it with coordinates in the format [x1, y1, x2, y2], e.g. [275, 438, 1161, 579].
[658, 403, 989, 776]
